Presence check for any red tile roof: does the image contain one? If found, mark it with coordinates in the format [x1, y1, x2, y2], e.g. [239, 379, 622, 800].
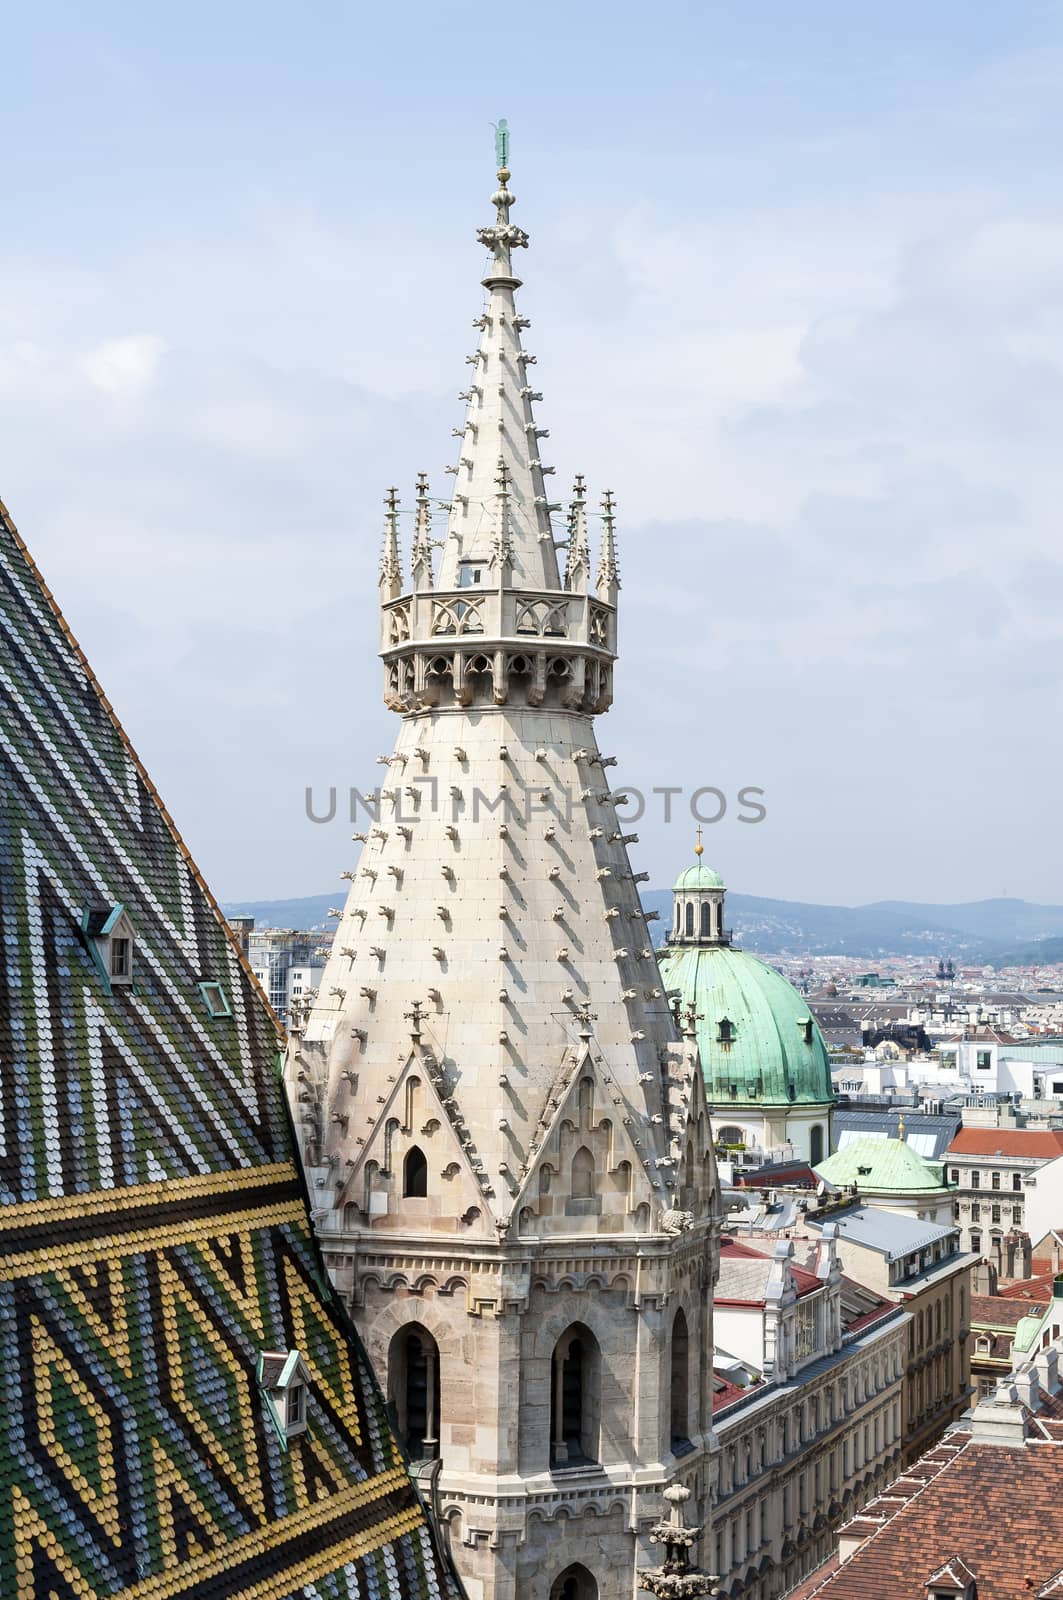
[996, 1270, 1059, 1301]
[946, 1128, 1063, 1158]
[799, 1438, 1063, 1599]
[971, 1292, 1050, 1328]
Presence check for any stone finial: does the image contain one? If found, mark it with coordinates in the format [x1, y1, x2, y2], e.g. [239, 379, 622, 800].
[642, 1480, 719, 1597]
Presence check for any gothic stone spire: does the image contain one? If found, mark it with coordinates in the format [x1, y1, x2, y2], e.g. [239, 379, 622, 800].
[377, 145, 620, 717]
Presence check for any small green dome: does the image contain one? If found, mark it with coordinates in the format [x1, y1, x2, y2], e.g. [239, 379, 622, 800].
[658, 941, 833, 1109]
[673, 861, 726, 892]
[813, 1137, 950, 1194]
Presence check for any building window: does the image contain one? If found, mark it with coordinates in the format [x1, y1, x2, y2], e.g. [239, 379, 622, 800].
[286, 1382, 306, 1431]
[403, 1145, 428, 1198]
[718, 1017, 736, 1045]
[950, 1168, 959, 1184]
[388, 1324, 440, 1461]
[991, 1172, 1001, 1190]
[700, 901, 711, 937]
[991, 1205, 1001, 1224]
[970, 1233, 981, 1253]
[198, 980, 232, 1018]
[976, 1050, 991, 1070]
[458, 561, 483, 588]
[1013, 1173, 1023, 1192]
[685, 902, 694, 937]
[1013, 1206, 1023, 1224]
[810, 1125, 825, 1166]
[551, 1324, 601, 1466]
[670, 1308, 690, 1447]
[972, 1203, 980, 1221]
[257, 1349, 310, 1448]
[971, 1171, 980, 1189]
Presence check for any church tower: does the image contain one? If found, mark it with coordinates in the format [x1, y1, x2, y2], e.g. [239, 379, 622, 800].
[288, 134, 720, 1600]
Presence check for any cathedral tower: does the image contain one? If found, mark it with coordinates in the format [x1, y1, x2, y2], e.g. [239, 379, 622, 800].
[289, 135, 719, 1600]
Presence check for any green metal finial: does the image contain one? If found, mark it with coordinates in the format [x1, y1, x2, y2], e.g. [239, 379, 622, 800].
[492, 118, 510, 170]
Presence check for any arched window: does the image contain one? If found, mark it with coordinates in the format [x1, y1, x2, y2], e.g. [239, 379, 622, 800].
[571, 1146, 595, 1200]
[388, 1324, 440, 1461]
[551, 1324, 601, 1465]
[718, 1125, 744, 1147]
[403, 1145, 428, 1198]
[718, 1017, 735, 1045]
[700, 901, 711, 938]
[685, 901, 694, 937]
[670, 1308, 690, 1447]
[810, 1124, 824, 1166]
[549, 1565, 599, 1600]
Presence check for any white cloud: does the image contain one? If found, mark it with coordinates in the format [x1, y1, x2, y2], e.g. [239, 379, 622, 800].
[79, 334, 170, 396]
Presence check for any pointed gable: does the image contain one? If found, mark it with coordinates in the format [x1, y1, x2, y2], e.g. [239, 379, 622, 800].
[0, 496, 456, 1599]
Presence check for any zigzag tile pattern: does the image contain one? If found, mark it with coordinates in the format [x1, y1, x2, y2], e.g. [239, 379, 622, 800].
[0, 498, 455, 1599]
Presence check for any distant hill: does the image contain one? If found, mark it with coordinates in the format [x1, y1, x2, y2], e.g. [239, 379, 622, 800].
[224, 890, 1063, 963]
[985, 936, 1063, 970]
[866, 898, 1063, 944]
[224, 892, 335, 930]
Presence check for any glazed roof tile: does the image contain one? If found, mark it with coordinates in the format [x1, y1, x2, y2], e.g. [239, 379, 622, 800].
[0, 495, 456, 1599]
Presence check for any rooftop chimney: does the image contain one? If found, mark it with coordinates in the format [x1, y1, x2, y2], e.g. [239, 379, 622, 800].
[969, 1380, 1029, 1448]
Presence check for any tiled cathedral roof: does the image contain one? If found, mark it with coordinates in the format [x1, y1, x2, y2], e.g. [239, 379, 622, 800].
[0, 497, 456, 1599]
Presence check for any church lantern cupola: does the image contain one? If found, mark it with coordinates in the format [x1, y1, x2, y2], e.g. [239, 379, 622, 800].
[670, 831, 729, 946]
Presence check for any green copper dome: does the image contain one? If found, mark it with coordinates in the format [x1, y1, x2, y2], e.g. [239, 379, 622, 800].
[657, 941, 834, 1109]
[673, 861, 726, 892]
[813, 1137, 951, 1195]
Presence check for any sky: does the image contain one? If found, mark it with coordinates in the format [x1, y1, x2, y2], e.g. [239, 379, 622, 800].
[2, 1, 1062, 907]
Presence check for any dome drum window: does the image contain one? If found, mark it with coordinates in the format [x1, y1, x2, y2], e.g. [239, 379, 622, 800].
[257, 1349, 310, 1448]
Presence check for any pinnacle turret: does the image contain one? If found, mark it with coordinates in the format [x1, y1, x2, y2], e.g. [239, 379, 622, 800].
[597, 489, 620, 604]
[410, 471, 434, 591]
[564, 475, 591, 593]
[378, 487, 403, 600]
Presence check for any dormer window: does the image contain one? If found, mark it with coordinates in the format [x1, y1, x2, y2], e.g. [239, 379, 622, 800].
[718, 1017, 735, 1046]
[925, 1554, 977, 1599]
[257, 1349, 310, 1448]
[799, 1018, 814, 1046]
[82, 903, 136, 991]
[198, 980, 232, 1019]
